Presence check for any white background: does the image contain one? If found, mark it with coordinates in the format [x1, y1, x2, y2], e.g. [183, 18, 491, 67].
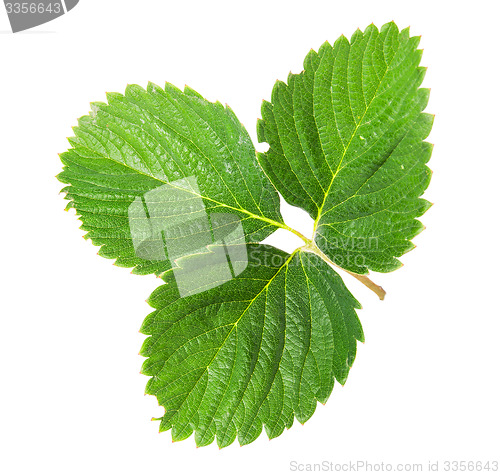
[1, 0, 499, 474]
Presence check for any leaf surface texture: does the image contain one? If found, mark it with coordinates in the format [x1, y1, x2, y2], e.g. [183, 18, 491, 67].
[140, 245, 363, 447]
[59, 21, 433, 448]
[257, 22, 433, 273]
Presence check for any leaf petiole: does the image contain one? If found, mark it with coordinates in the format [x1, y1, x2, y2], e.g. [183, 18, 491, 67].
[258, 215, 386, 300]
[301, 238, 386, 301]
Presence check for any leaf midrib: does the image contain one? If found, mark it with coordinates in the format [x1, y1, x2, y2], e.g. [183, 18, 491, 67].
[312, 37, 397, 236]
[158, 249, 299, 432]
[71, 144, 291, 238]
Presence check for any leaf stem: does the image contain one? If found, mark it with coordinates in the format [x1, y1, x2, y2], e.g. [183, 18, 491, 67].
[301, 239, 386, 301]
[281, 224, 312, 243]
[193, 198, 386, 299]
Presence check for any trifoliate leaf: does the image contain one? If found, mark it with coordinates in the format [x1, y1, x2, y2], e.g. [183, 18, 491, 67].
[140, 244, 363, 447]
[59, 21, 433, 448]
[257, 22, 433, 274]
[58, 83, 284, 275]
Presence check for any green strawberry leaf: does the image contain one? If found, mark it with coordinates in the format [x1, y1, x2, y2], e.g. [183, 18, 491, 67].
[59, 21, 433, 448]
[58, 83, 284, 275]
[257, 22, 433, 274]
[140, 244, 363, 447]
